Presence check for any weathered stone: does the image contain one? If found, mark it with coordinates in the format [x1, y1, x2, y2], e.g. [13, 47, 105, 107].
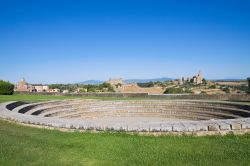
[160, 124, 173, 132]
[231, 123, 242, 130]
[182, 123, 198, 132]
[218, 122, 231, 130]
[172, 124, 185, 132]
[208, 124, 220, 131]
[1, 100, 250, 135]
[195, 124, 208, 131]
[150, 124, 161, 132]
[242, 122, 250, 129]
[137, 125, 150, 132]
[65, 124, 74, 129]
[94, 126, 105, 131]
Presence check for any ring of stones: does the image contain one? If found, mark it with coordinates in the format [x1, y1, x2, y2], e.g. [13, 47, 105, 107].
[1, 99, 250, 135]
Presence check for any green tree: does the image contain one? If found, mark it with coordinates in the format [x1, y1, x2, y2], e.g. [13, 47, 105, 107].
[202, 78, 207, 85]
[48, 84, 63, 90]
[247, 77, 250, 91]
[0, 80, 14, 95]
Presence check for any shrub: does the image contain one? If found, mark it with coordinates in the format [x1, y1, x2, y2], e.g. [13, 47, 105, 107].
[0, 80, 14, 95]
[248, 77, 250, 90]
[222, 87, 230, 93]
[209, 85, 216, 89]
[202, 78, 207, 85]
[164, 87, 184, 94]
[137, 82, 154, 88]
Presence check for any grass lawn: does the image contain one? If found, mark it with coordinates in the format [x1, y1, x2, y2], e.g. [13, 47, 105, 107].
[0, 120, 250, 166]
[1, 94, 250, 165]
[1, 94, 249, 104]
[0, 93, 146, 103]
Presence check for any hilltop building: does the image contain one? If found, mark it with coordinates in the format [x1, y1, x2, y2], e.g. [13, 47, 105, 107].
[192, 71, 203, 84]
[15, 78, 51, 93]
[33, 84, 49, 92]
[15, 78, 31, 92]
[178, 71, 204, 85]
[106, 78, 123, 86]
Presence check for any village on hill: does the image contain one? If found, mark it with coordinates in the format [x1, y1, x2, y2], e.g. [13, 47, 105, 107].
[15, 71, 249, 95]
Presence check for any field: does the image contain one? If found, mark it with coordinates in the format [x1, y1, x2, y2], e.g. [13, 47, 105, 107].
[0, 94, 250, 165]
[0, 94, 145, 103]
[1, 120, 250, 166]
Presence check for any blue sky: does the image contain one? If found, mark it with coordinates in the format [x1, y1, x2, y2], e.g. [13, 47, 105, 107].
[0, 0, 249, 83]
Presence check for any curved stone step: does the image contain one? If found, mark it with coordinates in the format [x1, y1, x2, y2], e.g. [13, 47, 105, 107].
[26, 103, 82, 115]
[17, 100, 83, 115]
[39, 108, 79, 117]
[12, 100, 64, 113]
[60, 111, 237, 121]
[55, 108, 241, 120]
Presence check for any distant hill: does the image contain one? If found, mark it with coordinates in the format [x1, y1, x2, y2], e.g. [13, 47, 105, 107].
[210, 79, 246, 82]
[78, 78, 247, 85]
[78, 77, 174, 85]
[124, 77, 174, 84]
[78, 80, 104, 85]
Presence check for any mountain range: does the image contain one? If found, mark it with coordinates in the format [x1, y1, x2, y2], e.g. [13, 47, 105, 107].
[78, 77, 174, 85]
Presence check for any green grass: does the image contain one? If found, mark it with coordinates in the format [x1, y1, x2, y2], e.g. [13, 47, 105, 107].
[0, 120, 250, 166]
[0, 94, 146, 103]
[1, 94, 250, 165]
[1, 94, 249, 104]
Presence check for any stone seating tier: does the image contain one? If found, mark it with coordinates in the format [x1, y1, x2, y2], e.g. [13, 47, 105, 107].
[1, 100, 250, 135]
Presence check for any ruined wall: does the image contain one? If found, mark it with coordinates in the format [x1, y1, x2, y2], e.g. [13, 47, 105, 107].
[118, 84, 165, 94]
[148, 94, 250, 101]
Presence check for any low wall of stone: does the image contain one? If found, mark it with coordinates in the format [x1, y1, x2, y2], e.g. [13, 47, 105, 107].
[1, 100, 250, 136]
[148, 94, 250, 101]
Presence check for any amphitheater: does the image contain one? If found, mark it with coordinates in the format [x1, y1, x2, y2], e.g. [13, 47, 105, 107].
[1, 99, 250, 135]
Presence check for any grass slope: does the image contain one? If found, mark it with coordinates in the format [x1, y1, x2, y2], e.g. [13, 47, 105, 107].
[0, 94, 145, 103]
[1, 94, 250, 165]
[0, 120, 250, 166]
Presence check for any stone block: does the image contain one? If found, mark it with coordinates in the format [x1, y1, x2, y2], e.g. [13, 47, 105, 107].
[182, 123, 198, 132]
[150, 125, 161, 132]
[208, 124, 220, 131]
[65, 124, 73, 129]
[136, 125, 150, 132]
[113, 125, 126, 131]
[127, 126, 138, 132]
[231, 123, 242, 130]
[217, 122, 231, 130]
[95, 126, 105, 131]
[242, 122, 250, 129]
[195, 125, 208, 131]
[172, 124, 185, 132]
[160, 124, 173, 132]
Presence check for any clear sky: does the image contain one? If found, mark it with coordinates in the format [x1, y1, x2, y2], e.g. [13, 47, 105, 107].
[0, 0, 249, 84]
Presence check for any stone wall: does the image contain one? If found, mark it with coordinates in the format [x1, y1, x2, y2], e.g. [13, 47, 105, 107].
[1, 100, 250, 135]
[117, 84, 165, 94]
[148, 94, 250, 101]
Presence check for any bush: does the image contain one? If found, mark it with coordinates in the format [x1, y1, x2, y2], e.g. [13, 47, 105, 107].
[137, 82, 154, 88]
[164, 87, 184, 94]
[209, 85, 216, 89]
[78, 83, 115, 92]
[248, 77, 250, 90]
[222, 87, 230, 93]
[0, 80, 14, 95]
[202, 78, 207, 85]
